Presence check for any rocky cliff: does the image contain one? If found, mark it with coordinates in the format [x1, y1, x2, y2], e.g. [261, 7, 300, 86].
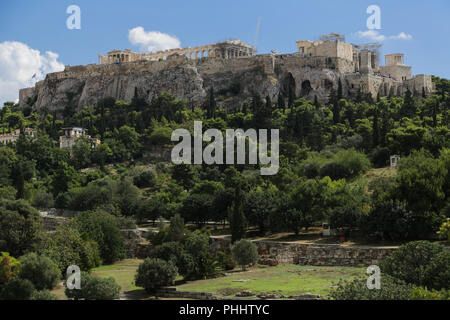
[19, 53, 403, 113]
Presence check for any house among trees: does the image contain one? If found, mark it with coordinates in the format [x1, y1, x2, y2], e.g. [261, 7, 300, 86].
[0, 128, 36, 144]
[59, 127, 100, 149]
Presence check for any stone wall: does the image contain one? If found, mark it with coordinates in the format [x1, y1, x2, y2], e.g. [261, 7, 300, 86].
[210, 238, 396, 267]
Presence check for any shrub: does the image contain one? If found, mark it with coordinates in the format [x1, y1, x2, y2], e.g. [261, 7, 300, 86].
[149, 242, 195, 278]
[231, 239, 259, 270]
[19, 253, 60, 291]
[329, 275, 415, 300]
[74, 210, 125, 264]
[65, 272, 121, 300]
[320, 149, 371, 180]
[135, 258, 178, 293]
[32, 190, 54, 209]
[215, 251, 236, 271]
[380, 241, 449, 290]
[438, 218, 450, 241]
[0, 252, 21, 285]
[38, 224, 101, 274]
[30, 290, 58, 300]
[0, 278, 35, 300]
[0, 199, 42, 257]
[409, 287, 450, 300]
[133, 169, 156, 188]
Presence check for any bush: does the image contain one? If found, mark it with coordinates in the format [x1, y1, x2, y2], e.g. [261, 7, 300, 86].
[438, 218, 450, 241]
[32, 190, 54, 209]
[380, 241, 449, 290]
[135, 258, 178, 293]
[329, 275, 415, 300]
[0, 252, 21, 285]
[149, 242, 195, 278]
[215, 251, 236, 271]
[320, 149, 371, 180]
[133, 169, 156, 188]
[0, 199, 42, 257]
[0, 278, 35, 300]
[74, 210, 125, 264]
[38, 224, 101, 274]
[409, 287, 450, 300]
[19, 252, 60, 291]
[30, 290, 58, 300]
[65, 272, 121, 300]
[231, 239, 259, 270]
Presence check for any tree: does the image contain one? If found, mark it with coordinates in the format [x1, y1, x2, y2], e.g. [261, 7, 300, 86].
[65, 272, 120, 300]
[206, 87, 217, 119]
[38, 224, 101, 274]
[230, 184, 247, 242]
[380, 241, 450, 290]
[51, 161, 79, 196]
[0, 252, 21, 285]
[148, 242, 195, 278]
[0, 199, 42, 257]
[167, 214, 185, 242]
[114, 176, 140, 216]
[231, 239, 259, 271]
[74, 210, 125, 264]
[0, 278, 35, 300]
[183, 231, 214, 279]
[135, 258, 177, 293]
[437, 219, 450, 241]
[172, 164, 197, 191]
[18, 253, 60, 291]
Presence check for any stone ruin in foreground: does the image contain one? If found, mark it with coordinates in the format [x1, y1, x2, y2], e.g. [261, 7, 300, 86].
[19, 33, 434, 113]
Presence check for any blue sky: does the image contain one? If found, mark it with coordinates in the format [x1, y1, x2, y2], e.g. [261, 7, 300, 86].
[1, 0, 449, 104]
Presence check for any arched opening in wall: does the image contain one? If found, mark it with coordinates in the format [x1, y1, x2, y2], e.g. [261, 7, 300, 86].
[301, 80, 313, 97]
[280, 73, 296, 101]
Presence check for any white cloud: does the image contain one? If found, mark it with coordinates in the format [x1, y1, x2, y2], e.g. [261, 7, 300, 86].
[354, 30, 413, 42]
[0, 41, 64, 106]
[355, 30, 386, 42]
[128, 27, 181, 52]
[389, 32, 413, 40]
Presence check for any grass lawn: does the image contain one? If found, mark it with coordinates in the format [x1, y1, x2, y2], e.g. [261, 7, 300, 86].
[51, 259, 145, 300]
[176, 264, 365, 298]
[91, 259, 143, 294]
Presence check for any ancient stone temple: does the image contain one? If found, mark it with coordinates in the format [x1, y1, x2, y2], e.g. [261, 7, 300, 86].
[98, 40, 255, 64]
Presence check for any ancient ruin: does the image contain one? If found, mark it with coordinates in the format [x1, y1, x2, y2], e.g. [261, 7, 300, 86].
[98, 40, 255, 64]
[18, 34, 435, 113]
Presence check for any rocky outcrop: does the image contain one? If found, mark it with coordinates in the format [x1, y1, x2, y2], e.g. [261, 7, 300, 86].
[19, 53, 403, 114]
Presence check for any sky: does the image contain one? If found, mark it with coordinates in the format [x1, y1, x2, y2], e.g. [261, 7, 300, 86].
[1, 0, 449, 105]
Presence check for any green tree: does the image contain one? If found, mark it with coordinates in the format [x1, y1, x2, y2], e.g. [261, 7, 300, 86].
[18, 253, 60, 291]
[0, 199, 42, 257]
[0, 252, 21, 285]
[65, 272, 120, 300]
[135, 258, 177, 293]
[231, 239, 259, 271]
[74, 210, 125, 264]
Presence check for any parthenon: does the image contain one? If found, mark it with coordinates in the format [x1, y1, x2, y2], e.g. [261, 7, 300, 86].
[98, 40, 255, 64]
